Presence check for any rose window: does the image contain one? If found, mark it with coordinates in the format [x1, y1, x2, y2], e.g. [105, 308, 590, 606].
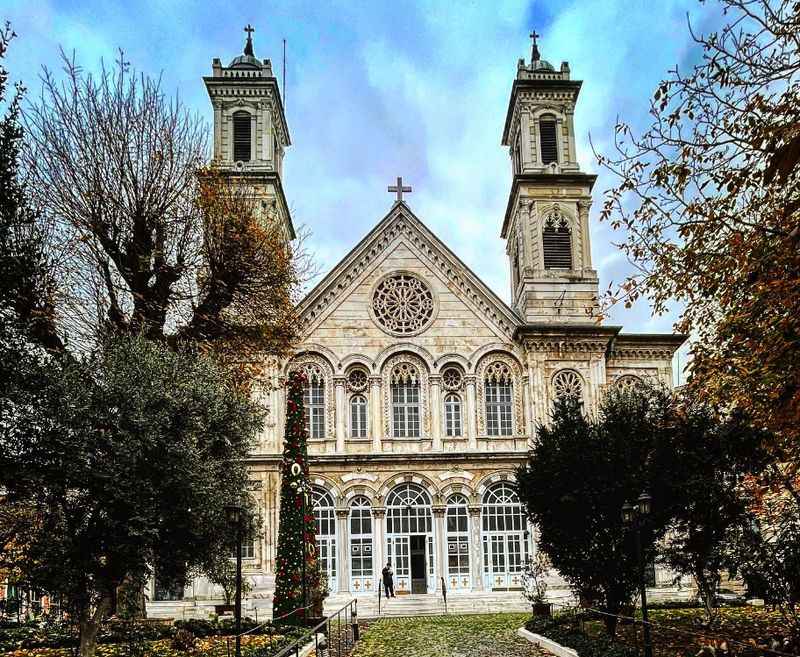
[615, 374, 643, 392]
[442, 367, 463, 391]
[347, 369, 368, 393]
[372, 274, 434, 335]
[553, 370, 583, 400]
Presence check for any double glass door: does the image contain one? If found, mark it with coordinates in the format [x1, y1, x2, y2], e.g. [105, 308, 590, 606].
[482, 531, 526, 590]
[386, 534, 434, 593]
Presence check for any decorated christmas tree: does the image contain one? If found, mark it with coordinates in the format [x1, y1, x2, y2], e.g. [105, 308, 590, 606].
[272, 370, 322, 626]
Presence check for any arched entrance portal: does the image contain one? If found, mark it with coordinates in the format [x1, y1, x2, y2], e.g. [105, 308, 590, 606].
[481, 482, 529, 590]
[385, 483, 435, 594]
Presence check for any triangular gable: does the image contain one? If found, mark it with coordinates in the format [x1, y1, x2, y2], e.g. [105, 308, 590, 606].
[298, 202, 522, 341]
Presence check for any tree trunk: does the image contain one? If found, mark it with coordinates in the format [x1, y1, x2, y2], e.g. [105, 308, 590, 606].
[78, 596, 112, 657]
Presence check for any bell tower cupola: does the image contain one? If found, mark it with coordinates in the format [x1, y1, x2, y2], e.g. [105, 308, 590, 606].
[204, 25, 295, 239]
[500, 32, 598, 324]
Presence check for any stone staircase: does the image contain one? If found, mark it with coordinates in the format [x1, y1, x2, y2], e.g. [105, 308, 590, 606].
[324, 591, 536, 619]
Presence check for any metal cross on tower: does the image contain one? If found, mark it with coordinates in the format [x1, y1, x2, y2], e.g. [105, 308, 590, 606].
[529, 30, 540, 46]
[244, 24, 255, 38]
[388, 176, 412, 203]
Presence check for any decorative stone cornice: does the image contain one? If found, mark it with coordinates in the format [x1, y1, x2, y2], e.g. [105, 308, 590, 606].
[524, 338, 609, 354]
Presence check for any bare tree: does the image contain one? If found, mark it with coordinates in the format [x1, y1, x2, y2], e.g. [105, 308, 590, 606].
[595, 0, 800, 464]
[22, 51, 310, 366]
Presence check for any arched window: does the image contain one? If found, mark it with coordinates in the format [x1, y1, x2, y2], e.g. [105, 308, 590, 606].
[444, 394, 462, 437]
[350, 395, 368, 438]
[539, 116, 558, 165]
[386, 484, 432, 534]
[303, 371, 326, 439]
[312, 487, 337, 591]
[446, 494, 471, 590]
[484, 362, 513, 437]
[542, 209, 572, 270]
[390, 364, 421, 438]
[481, 482, 529, 590]
[232, 111, 252, 162]
[349, 496, 373, 591]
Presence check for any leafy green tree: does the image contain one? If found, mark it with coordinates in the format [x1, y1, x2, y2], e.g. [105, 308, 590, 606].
[661, 401, 770, 624]
[516, 386, 678, 635]
[0, 336, 261, 656]
[728, 497, 800, 641]
[661, 396, 768, 623]
[272, 371, 323, 626]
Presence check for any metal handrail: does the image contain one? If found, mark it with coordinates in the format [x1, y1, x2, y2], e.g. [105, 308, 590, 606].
[272, 598, 359, 657]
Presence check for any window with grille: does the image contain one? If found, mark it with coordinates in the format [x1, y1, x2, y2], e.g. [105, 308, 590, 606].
[232, 111, 252, 162]
[304, 380, 325, 439]
[485, 381, 513, 436]
[444, 394, 462, 437]
[349, 496, 373, 578]
[232, 540, 255, 560]
[392, 381, 420, 438]
[542, 213, 572, 270]
[539, 117, 558, 165]
[350, 394, 368, 438]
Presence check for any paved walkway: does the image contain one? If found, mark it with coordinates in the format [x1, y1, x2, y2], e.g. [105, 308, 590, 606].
[349, 613, 550, 657]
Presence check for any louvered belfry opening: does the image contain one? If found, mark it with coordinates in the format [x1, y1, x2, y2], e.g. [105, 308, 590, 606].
[543, 213, 573, 269]
[232, 111, 252, 162]
[539, 118, 558, 165]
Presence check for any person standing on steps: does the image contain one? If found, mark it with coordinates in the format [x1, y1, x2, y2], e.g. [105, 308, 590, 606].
[382, 561, 395, 598]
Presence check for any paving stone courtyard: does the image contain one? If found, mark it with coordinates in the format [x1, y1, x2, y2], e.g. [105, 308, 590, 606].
[349, 613, 549, 657]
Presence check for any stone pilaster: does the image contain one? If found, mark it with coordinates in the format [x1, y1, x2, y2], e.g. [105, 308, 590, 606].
[430, 375, 442, 450]
[372, 507, 386, 591]
[468, 504, 484, 591]
[369, 376, 382, 451]
[465, 375, 478, 450]
[334, 376, 346, 452]
[335, 508, 349, 593]
[432, 505, 446, 592]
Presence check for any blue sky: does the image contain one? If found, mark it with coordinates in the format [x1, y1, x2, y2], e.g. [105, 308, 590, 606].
[5, 0, 723, 381]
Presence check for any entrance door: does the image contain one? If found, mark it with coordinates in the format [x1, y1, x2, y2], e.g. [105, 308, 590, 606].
[386, 535, 410, 593]
[410, 535, 427, 594]
[483, 532, 525, 590]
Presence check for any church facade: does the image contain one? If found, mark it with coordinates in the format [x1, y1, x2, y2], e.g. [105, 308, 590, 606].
[151, 32, 684, 608]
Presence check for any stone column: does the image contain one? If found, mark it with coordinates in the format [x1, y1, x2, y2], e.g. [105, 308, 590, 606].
[370, 376, 382, 451]
[212, 101, 222, 161]
[521, 111, 532, 169]
[336, 508, 350, 593]
[468, 505, 484, 591]
[250, 112, 258, 163]
[433, 505, 447, 592]
[372, 507, 386, 593]
[522, 375, 532, 441]
[465, 375, 478, 450]
[430, 375, 442, 450]
[334, 376, 346, 453]
[578, 200, 592, 269]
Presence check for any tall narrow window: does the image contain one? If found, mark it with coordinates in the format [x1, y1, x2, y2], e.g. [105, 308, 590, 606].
[539, 117, 558, 165]
[349, 496, 373, 587]
[350, 394, 368, 438]
[542, 211, 572, 270]
[444, 394, 462, 437]
[484, 362, 514, 437]
[304, 377, 325, 439]
[392, 381, 420, 438]
[232, 111, 252, 162]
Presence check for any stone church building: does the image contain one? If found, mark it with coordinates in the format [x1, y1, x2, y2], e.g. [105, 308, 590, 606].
[150, 31, 685, 611]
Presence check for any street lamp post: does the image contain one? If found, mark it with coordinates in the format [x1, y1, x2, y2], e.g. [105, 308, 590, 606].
[622, 492, 652, 657]
[225, 504, 244, 657]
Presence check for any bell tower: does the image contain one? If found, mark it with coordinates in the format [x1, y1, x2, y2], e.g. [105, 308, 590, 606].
[500, 32, 598, 324]
[204, 25, 295, 239]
